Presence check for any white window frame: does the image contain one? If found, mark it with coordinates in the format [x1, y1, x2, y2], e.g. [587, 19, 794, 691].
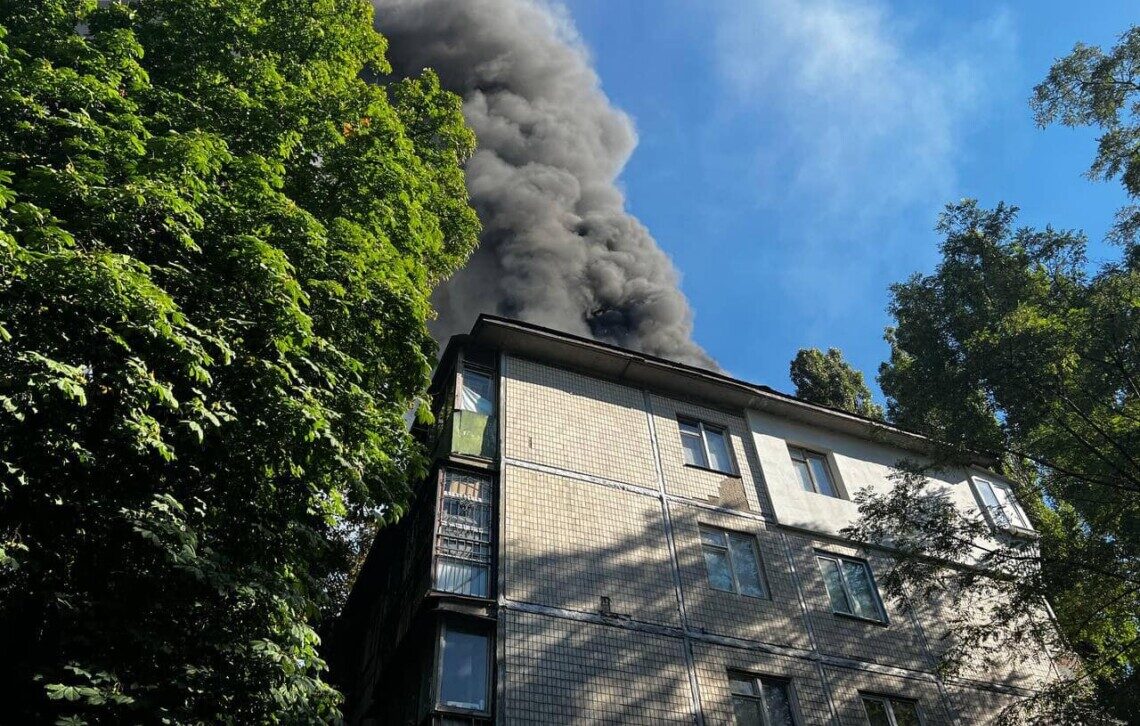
[699, 525, 769, 599]
[815, 552, 887, 624]
[678, 417, 737, 474]
[729, 671, 798, 726]
[970, 475, 1034, 536]
[787, 445, 842, 498]
[860, 693, 923, 726]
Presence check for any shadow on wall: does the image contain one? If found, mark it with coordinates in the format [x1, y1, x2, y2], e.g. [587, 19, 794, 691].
[498, 502, 1049, 724]
[500, 507, 697, 724]
[498, 507, 835, 723]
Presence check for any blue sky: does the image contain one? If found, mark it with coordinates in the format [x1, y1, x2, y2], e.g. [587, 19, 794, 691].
[557, 0, 1133, 397]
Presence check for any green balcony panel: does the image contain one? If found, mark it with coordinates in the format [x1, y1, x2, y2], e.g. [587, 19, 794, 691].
[451, 410, 497, 458]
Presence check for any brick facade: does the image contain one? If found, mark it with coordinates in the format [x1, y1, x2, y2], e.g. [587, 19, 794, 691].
[335, 320, 1059, 725]
[495, 354, 1055, 724]
[502, 609, 694, 724]
[502, 465, 679, 626]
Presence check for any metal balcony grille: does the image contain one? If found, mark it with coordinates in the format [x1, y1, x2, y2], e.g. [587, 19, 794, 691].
[435, 470, 493, 597]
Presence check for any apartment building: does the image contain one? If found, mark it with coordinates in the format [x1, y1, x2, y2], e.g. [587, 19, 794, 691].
[331, 315, 1059, 725]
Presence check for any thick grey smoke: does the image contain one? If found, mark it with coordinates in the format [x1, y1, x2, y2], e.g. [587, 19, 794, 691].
[374, 0, 716, 368]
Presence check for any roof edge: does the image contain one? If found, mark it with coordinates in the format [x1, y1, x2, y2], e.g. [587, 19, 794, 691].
[464, 314, 993, 467]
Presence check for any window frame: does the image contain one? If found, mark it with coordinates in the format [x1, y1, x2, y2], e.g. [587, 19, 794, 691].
[814, 552, 888, 624]
[699, 525, 770, 599]
[728, 670, 799, 726]
[969, 475, 1035, 537]
[860, 693, 923, 726]
[433, 468, 496, 600]
[456, 362, 496, 416]
[678, 416, 739, 475]
[434, 621, 493, 717]
[787, 445, 842, 498]
[435, 716, 492, 726]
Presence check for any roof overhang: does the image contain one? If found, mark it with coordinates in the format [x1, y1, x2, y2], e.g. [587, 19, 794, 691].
[454, 315, 993, 467]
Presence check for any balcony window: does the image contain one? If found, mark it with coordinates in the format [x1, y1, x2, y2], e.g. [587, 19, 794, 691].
[438, 624, 490, 713]
[971, 476, 1033, 534]
[435, 470, 493, 598]
[700, 525, 768, 598]
[450, 362, 497, 459]
[815, 553, 885, 623]
[788, 446, 839, 498]
[679, 417, 736, 474]
[729, 672, 797, 726]
[861, 694, 921, 726]
[459, 367, 495, 415]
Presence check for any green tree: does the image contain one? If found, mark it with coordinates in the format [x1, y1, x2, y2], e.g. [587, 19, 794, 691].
[863, 27, 1140, 717]
[872, 200, 1138, 722]
[1033, 25, 1140, 247]
[790, 347, 883, 419]
[0, 1, 479, 722]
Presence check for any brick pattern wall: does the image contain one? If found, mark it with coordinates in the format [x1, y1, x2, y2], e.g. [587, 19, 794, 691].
[788, 534, 932, 672]
[503, 356, 658, 488]
[649, 393, 774, 516]
[911, 581, 1057, 690]
[502, 610, 694, 725]
[691, 642, 833, 725]
[503, 464, 680, 626]
[669, 502, 811, 649]
[495, 356, 1052, 724]
[824, 666, 952, 726]
[947, 683, 1025, 722]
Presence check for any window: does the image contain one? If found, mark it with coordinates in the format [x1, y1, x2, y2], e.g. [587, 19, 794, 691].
[861, 695, 921, 726]
[438, 623, 490, 713]
[815, 553, 885, 622]
[435, 470, 493, 597]
[458, 366, 494, 415]
[679, 417, 736, 473]
[729, 672, 797, 726]
[700, 526, 768, 598]
[788, 446, 839, 497]
[971, 476, 1032, 534]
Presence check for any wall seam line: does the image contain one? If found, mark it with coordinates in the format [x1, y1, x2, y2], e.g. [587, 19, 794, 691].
[781, 530, 841, 725]
[494, 597, 1041, 698]
[495, 353, 510, 726]
[501, 456, 776, 524]
[643, 388, 706, 726]
[900, 581, 961, 725]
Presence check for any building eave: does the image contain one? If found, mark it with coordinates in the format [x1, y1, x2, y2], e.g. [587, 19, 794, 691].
[464, 314, 995, 468]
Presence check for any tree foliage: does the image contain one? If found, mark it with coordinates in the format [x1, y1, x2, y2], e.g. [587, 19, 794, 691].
[1033, 25, 1140, 247]
[839, 26, 1140, 719]
[844, 465, 1113, 725]
[790, 347, 883, 419]
[875, 199, 1139, 722]
[0, 1, 479, 722]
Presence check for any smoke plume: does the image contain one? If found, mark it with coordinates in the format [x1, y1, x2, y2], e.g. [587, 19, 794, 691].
[374, 0, 716, 368]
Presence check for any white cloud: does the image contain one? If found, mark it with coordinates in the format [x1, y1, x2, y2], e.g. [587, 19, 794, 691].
[706, 0, 1016, 343]
[715, 0, 1015, 215]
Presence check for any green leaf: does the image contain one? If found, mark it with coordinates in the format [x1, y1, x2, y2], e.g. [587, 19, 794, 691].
[0, 1, 477, 721]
